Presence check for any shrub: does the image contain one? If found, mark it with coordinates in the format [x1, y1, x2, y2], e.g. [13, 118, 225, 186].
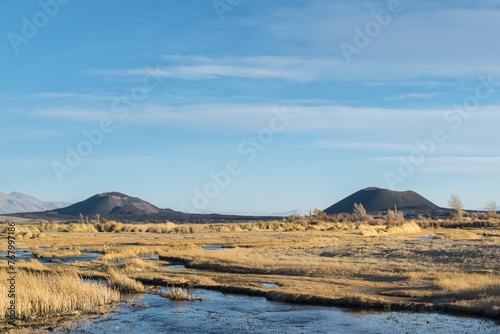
[353, 203, 367, 220]
[486, 200, 497, 217]
[448, 194, 464, 219]
[387, 206, 404, 222]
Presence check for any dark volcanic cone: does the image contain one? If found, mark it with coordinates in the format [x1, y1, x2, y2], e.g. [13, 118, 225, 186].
[52, 192, 162, 216]
[324, 187, 440, 216]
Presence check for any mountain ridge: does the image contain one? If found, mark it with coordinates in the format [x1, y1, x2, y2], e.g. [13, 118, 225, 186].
[3, 191, 277, 224]
[0, 191, 71, 214]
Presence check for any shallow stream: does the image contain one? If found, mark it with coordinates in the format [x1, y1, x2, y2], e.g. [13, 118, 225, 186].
[41, 288, 498, 334]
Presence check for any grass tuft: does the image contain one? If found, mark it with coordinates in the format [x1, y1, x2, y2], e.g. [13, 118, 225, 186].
[108, 268, 147, 293]
[154, 287, 199, 301]
[0, 269, 119, 323]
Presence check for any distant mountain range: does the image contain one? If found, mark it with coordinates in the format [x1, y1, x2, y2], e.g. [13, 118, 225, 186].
[0, 191, 71, 214]
[270, 209, 309, 216]
[6, 192, 278, 224]
[1, 187, 459, 222]
[202, 209, 309, 217]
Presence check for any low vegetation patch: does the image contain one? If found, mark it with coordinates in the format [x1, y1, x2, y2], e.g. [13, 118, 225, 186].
[32, 248, 83, 258]
[360, 221, 421, 236]
[434, 272, 500, 292]
[0, 269, 119, 325]
[0, 259, 50, 273]
[1, 214, 498, 328]
[124, 258, 159, 271]
[108, 268, 148, 293]
[153, 287, 200, 301]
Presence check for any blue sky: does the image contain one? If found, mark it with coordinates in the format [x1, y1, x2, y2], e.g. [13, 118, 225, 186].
[0, 0, 499, 213]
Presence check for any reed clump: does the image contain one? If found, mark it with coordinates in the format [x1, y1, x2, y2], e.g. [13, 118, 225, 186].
[360, 221, 421, 236]
[0, 269, 119, 323]
[108, 268, 147, 293]
[124, 258, 158, 271]
[154, 287, 199, 301]
[0, 259, 50, 273]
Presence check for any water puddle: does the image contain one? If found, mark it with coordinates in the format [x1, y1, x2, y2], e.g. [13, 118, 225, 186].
[258, 283, 280, 288]
[0, 249, 30, 258]
[417, 236, 439, 240]
[201, 244, 227, 251]
[164, 264, 188, 270]
[0, 249, 103, 264]
[37, 288, 498, 334]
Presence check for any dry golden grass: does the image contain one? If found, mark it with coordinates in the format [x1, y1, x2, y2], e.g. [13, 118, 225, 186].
[386, 221, 421, 234]
[32, 248, 83, 258]
[0, 259, 50, 273]
[154, 287, 199, 301]
[0, 269, 119, 323]
[124, 258, 159, 272]
[434, 272, 500, 292]
[1, 217, 499, 325]
[360, 221, 421, 236]
[360, 229, 378, 237]
[441, 231, 481, 240]
[100, 246, 163, 261]
[159, 245, 385, 278]
[108, 268, 147, 293]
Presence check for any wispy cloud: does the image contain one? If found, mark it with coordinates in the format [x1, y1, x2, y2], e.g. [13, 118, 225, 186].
[0, 156, 157, 170]
[30, 103, 446, 133]
[86, 56, 339, 82]
[386, 93, 443, 101]
[27, 92, 116, 101]
[33, 108, 110, 121]
[30, 103, 500, 135]
[311, 140, 416, 151]
[0, 158, 54, 169]
[371, 156, 500, 173]
[85, 52, 500, 83]
[0, 129, 69, 145]
[313, 141, 500, 155]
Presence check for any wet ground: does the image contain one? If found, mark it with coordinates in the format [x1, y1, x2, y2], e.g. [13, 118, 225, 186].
[201, 244, 227, 251]
[40, 288, 498, 334]
[3, 239, 499, 333]
[417, 235, 439, 240]
[0, 249, 103, 264]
